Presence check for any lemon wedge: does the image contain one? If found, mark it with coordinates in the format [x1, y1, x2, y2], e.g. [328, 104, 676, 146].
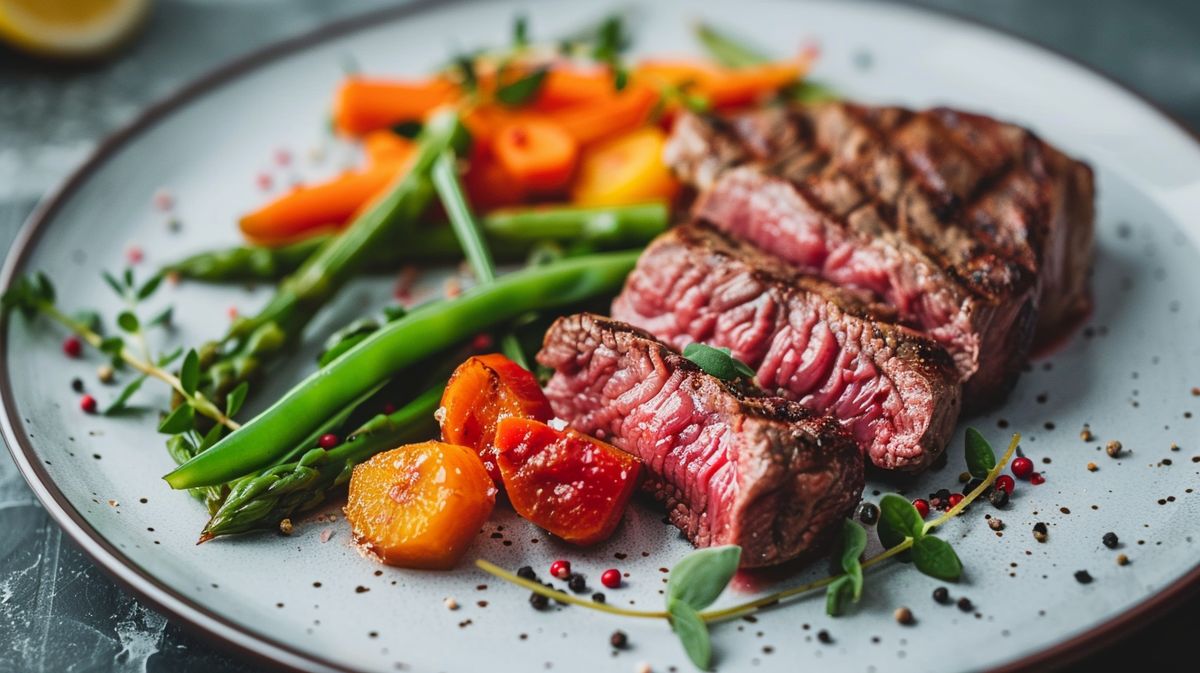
[0, 0, 150, 58]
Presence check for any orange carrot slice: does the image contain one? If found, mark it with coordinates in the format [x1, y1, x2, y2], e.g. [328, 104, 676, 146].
[550, 84, 659, 146]
[333, 77, 459, 136]
[493, 118, 579, 193]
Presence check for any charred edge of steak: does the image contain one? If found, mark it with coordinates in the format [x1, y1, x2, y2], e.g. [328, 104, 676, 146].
[612, 223, 962, 471]
[537, 313, 864, 567]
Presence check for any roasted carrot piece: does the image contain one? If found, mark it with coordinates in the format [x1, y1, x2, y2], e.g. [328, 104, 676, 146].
[634, 59, 803, 108]
[332, 77, 459, 136]
[345, 441, 496, 569]
[494, 417, 640, 545]
[549, 84, 659, 146]
[533, 66, 617, 110]
[439, 354, 553, 483]
[362, 130, 416, 165]
[571, 127, 677, 207]
[239, 160, 408, 244]
[493, 118, 579, 193]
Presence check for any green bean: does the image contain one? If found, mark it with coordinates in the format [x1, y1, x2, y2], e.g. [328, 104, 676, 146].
[164, 202, 668, 283]
[164, 249, 639, 489]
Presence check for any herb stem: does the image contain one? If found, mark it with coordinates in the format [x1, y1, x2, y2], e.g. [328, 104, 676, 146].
[478, 434, 1021, 625]
[39, 302, 239, 431]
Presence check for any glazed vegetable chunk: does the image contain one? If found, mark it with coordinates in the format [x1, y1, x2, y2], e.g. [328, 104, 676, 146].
[494, 416, 641, 545]
[345, 441, 495, 569]
[572, 127, 678, 206]
[439, 354, 553, 483]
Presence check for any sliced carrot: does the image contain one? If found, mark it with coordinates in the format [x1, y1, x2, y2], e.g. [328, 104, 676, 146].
[239, 160, 406, 243]
[549, 83, 659, 146]
[333, 77, 459, 136]
[345, 441, 496, 569]
[572, 127, 677, 207]
[362, 130, 416, 165]
[533, 66, 616, 110]
[634, 59, 803, 108]
[493, 118, 579, 193]
[439, 354, 553, 484]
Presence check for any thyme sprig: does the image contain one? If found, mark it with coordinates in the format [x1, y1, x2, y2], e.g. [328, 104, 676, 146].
[477, 430, 1020, 670]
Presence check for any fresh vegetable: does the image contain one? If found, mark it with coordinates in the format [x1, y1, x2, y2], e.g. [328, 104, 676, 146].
[635, 59, 803, 108]
[362, 130, 416, 164]
[238, 160, 409, 244]
[550, 83, 658, 146]
[345, 440, 495, 569]
[692, 21, 836, 103]
[571, 127, 677, 206]
[165, 202, 668, 283]
[493, 119, 579, 193]
[332, 77, 459, 136]
[194, 110, 470, 409]
[200, 386, 442, 541]
[439, 354, 552, 482]
[165, 250, 640, 489]
[493, 416, 640, 545]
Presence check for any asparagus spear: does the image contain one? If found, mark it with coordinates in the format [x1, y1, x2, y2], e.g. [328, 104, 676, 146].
[193, 110, 471, 405]
[164, 202, 668, 283]
[164, 249, 639, 489]
[199, 385, 441, 541]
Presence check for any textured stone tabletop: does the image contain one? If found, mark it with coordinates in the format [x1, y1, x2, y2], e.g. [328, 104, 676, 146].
[1, 1, 1197, 671]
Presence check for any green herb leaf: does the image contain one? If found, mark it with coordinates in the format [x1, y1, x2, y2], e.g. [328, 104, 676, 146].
[180, 349, 200, 396]
[682, 343, 755, 382]
[694, 22, 768, 68]
[911, 535, 963, 581]
[200, 423, 225, 452]
[98, 336, 125, 367]
[34, 272, 55, 304]
[453, 54, 478, 93]
[512, 14, 529, 48]
[156, 346, 183, 367]
[318, 319, 379, 367]
[878, 494, 923, 548]
[495, 67, 549, 107]
[103, 375, 147, 416]
[665, 544, 741, 610]
[381, 305, 408, 322]
[390, 120, 423, 139]
[122, 268, 134, 288]
[964, 427, 996, 480]
[790, 80, 839, 103]
[591, 15, 628, 65]
[137, 273, 164, 301]
[147, 306, 173, 328]
[840, 519, 867, 600]
[613, 66, 629, 92]
[116, 311, 139, 333]
[668, 598, 712, 670]
[158, 403, 195, 434]
[72, 310, 102, 333]
[824, 574, 854, 617]
[226, 381, 250, 418]
[102, 271, 125, 298]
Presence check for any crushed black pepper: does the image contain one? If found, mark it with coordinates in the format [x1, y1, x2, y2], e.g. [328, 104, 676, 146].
[956, 597, 973, 612]
[817, 630, 833, 644]
[1074, 570, 1094, 584]
[1102, 532, 1119, 549]
[933, 587, 951, 604]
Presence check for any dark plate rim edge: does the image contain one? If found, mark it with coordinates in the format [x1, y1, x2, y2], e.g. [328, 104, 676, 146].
[1, 1, 1197, 672]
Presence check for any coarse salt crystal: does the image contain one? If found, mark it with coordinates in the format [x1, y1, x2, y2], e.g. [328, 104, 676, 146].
[320, 528, 333, 543]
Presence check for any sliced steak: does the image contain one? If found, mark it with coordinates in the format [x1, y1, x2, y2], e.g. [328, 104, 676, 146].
[538, 313, 863, 567]
[666, 103, 1094, 407]
[612, 223, 961, 471]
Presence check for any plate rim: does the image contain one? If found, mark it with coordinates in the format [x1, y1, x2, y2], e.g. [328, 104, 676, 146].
[2, 1, 1198, 672]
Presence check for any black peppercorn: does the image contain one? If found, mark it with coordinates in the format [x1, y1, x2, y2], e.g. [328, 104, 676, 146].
[964, 478, 983, 494]
[568, 573, 587, 593]
[1033, 522, 1049, 543]
[989, 488, 1009, 508]
[956, 597, 973, 612]
[1102, 532, 1119, 549]
[932, 587, 950, 604]
[517, 565, 536, 580]
[592, 592, 606, 604]
[529, 592, 549, 610]
[610, 630, 628, 649]
[1074, 570, 1094, 584]
[817, 629, 833, 644]
[856, 502, 879, 525]
[70, 378, 84, 393]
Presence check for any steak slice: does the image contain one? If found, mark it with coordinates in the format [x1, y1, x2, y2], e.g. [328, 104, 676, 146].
[666, 103, 1094, 407]
[538, 313, 863, 567]
[612, 223, 961, 471]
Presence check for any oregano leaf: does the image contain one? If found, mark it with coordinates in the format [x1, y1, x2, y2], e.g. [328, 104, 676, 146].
[157, 404, 195, 434]
[824, 574, 854, 617]
[668, 598, 712, 670]
[682, 343, 755, 382]
[512, 14, 529, 48]
[495, 67, 549, 107]
[147, 306, 173, 328]
[964, 427, 996, 480]
[226, 381, 249, 418]
[180, 349, 200, 396]
[116, 311, 139, 333]
[840, 519, 867, 600]
[102, 271, 125, 297]
[911, 535, 963, 582]
[665, 545, 741, 610]
[103, 375, 147, 416]
[137, 273, 164, 300]
[878, 494, 923, 549]
[156, 346, 183, 367]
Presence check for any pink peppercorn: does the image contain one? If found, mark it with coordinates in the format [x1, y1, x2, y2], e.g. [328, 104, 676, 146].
[63, 336, 82, 358]
[600, 569, 622, 589]
[318, 434, 339, 449]
[1011, 456, 1034, 480]
[994, 475, 1015, 494]
[912, 498, 930, 518]
[549, 560, 571, 579]
[80, 395, 97, 413]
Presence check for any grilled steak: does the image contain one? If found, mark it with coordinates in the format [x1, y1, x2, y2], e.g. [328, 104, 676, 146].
[538, 313, 863, 567]
[666, 103, 1094, 407]
[612, 223, 961, 471]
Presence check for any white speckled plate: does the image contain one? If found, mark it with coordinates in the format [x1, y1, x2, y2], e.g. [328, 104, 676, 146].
[3, 1, 1199, 671]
